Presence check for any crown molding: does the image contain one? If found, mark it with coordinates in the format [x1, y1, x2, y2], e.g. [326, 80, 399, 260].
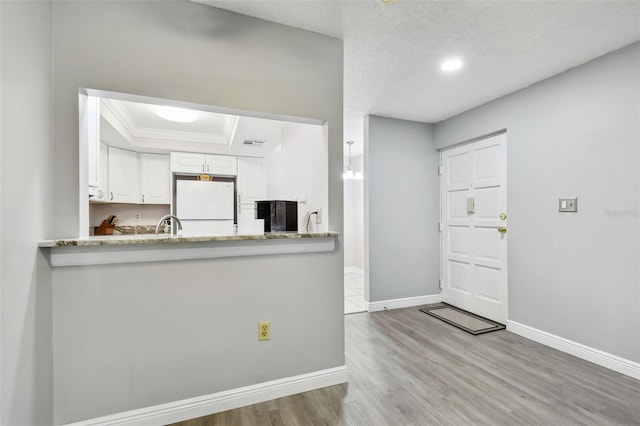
[101, 99, 239, 146]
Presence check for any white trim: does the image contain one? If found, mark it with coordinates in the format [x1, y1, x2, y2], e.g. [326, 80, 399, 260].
[0, 0, 3, 420]
[344, 266, 364, 276]
[62, 366, 348, 426]
[368, 294, 442, 312]
[47, 237, 336, 267]
[507, 321, 640, 381]
[435, 129, 507, 152]
[103, 98, 240, 146]
[82, 88, 326, 126]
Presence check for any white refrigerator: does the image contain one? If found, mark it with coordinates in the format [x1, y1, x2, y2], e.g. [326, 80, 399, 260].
[176, 180, 235, 235]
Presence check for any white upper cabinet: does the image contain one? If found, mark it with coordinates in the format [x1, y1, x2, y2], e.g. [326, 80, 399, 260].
[237, 157, 266, 204]
[206, 154, 237, 176]
[140, 153, 170, 204]
[170, 152, 237, 176]
[91, 142, 110, 202]
[103, 149, 169, 204]
[99, 143, 109, 197]
[170, 152, 206, 174]
[108, 147, 139, 203]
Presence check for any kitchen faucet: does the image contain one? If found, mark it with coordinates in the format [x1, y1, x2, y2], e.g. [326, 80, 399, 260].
[155, 214, 183, 236]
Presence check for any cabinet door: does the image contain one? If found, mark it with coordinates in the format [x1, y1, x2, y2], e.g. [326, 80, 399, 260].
[99, 142, 109, 196]
[206, 154, 237, 176]
[238, 157, 266, 203]
[170, 152, 205, 173]
[140, 153, 170, 204]
[108, 147, 139, 203]
[237, 157, 266, 233]
[91, 142, 110, 202]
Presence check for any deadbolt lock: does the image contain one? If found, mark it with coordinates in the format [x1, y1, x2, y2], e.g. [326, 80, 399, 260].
[497, 227, 507, 235]
[499, 213, 507, 220]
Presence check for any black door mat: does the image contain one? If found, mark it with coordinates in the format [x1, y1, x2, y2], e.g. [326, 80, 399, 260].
[420, 303, 505, 335]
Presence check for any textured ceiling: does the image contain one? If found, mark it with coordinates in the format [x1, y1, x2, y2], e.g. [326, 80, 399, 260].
[196, 0, 640, 155]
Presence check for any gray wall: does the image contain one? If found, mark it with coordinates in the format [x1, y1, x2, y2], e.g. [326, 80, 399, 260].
[52, 1, 344, 238]
[0, 1, 54, 425]
[364, 116, 440, 302]
[53, 253, 343, 423]
[434, 42, 640, 362]
[0, 1, 344, 424]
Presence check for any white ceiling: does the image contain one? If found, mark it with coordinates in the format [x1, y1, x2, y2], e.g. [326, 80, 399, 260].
[195, 0, 640, 155]
[99, 97, 289, 157]
[102, 99, 239, 146]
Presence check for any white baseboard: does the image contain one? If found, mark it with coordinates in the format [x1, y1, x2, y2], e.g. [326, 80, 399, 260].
[344, 266, 364, 276]
[63, 366, 348, 426]
[507, 321, 640, 381]
[368, 294, 442, 312]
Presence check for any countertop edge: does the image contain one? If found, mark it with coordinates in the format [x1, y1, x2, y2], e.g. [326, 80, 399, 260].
[38, 232, 339, 248]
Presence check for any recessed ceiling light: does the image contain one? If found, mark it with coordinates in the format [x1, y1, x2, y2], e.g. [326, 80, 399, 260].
[155, 106, 198, 123]
[380, 0, 398, 4]
[441, 58, 463, 72]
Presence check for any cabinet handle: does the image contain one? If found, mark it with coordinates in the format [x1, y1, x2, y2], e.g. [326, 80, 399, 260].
[142, 194, 145, 203]
[238, 195, 241, 213]
[110, 192, 113, 201]
[207, 164, 210, 173]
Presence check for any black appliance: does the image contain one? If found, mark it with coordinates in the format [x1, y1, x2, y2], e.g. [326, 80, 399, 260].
[255, 200, 298, 233]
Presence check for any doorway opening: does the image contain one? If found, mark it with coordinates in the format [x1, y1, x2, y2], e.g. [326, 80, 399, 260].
[344, 150, 366, 314]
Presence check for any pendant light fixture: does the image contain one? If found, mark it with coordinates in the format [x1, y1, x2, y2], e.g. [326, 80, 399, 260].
[343, 140, 363, 180]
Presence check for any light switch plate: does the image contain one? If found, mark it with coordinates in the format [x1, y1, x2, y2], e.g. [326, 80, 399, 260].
[559, 197, 578, 212]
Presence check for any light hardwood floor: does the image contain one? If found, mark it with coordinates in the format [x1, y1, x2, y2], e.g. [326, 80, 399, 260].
[171, 307, 640, 425]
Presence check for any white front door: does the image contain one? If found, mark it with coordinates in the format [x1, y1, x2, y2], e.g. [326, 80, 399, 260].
[440, 133, 508, 324]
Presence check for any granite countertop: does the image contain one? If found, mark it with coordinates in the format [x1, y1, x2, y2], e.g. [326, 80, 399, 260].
[38, 232, 339, 248]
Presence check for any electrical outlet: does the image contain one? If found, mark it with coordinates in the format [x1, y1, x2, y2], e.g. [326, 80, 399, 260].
[316, 208, 322, 224]
[134, 213, 141, 221]
[258, 321, 270, 341]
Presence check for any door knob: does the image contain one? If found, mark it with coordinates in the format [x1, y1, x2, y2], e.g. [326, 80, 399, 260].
[499, 213, 507, 220]
[497, 227, 507, 235]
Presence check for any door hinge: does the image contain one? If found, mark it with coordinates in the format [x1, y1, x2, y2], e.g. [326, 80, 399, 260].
[438, 222, 443, 232]
[438, 165, 443, 176]
[439, 279, 443, 290]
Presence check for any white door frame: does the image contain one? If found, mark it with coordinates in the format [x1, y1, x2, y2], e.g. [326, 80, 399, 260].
[438, 130, 508, 323]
